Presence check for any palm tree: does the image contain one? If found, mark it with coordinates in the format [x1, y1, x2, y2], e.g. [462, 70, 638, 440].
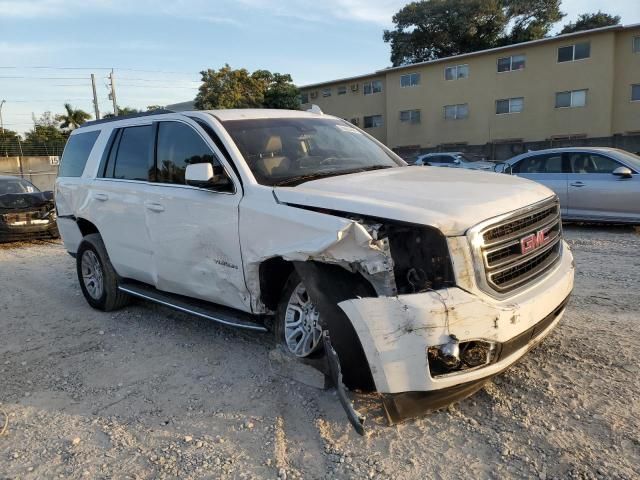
[56, 103, 91, 131]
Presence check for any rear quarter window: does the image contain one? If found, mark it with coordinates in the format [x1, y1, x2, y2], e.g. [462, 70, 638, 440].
[59, 130, 100, 177]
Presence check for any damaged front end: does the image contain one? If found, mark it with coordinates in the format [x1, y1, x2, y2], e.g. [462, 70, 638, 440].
[241, 192, 573, 434]
[0, 191, 59, 243]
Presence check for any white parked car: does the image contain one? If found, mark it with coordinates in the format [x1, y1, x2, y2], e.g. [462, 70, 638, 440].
[414, 152, 496, 170]
[55, 109, 574, 431]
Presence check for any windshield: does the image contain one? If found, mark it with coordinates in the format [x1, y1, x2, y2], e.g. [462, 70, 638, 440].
[0, 178, 39, 194]
[613, 150, 640, 172]
[222, 117, 402, 186]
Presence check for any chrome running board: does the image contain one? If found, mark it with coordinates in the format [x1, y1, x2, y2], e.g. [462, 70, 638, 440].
[118, 282, 268, 332]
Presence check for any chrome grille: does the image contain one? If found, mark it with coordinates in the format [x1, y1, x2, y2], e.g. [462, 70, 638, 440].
[469, 198, 563, 295]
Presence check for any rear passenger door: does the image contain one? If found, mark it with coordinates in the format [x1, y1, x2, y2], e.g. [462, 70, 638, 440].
[143, 119, 250, 311]
[92, 124, 157, 284]
[512, 153, 568, 215]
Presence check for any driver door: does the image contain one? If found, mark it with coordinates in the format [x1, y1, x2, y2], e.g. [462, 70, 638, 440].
[566, 152, 638, 222]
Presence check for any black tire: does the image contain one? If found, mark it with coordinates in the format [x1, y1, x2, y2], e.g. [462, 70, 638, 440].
[76, 233, 130, 311]
[274, 271, 325, 358]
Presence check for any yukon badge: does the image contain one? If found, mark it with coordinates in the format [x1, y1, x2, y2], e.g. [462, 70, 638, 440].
[520, 227, 551, 255]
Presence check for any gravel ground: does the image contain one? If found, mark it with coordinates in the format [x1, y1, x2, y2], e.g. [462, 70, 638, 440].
[0, 226, 639, 479]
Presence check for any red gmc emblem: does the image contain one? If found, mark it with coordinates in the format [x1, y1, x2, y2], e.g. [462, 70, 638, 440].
[520, 227, 551, 254]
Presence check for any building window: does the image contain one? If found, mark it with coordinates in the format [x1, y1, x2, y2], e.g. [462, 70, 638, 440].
[321, 88, 331, 98]
[496, 97, 524, 114]
[497, 54, 526, 72]
[300, 92, 309, 104]
[555, 89, 587, 108]
[337, 85, 347, 95]
[363, 80, 383, 95]
[363, 115, 384, 128]
[632, 84, 640, 102]
[444, 104, 469, 120]
[634, 36, 640, 53]
[399, 109, 421, 124]
[558, 42, 590, 62]
[445, 64, 469, 80]
[400, 73, 420, 87]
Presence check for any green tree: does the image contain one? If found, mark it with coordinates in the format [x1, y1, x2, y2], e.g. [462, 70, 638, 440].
[559, 11, 620, 35]
[195, 64, 266, 109]
[55, 103, 91, 131]
[263, 73, 300, 110]
[194, 65, 300, 110]
[22, 112, 67, 156]
[146, 105, 165, 111]
[383, 0, 565, 66]
[103, 106, 141, 118]
[0, 129, 23, 157]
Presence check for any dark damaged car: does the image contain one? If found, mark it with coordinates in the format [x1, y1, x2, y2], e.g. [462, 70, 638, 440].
[0, 176, 59, 243]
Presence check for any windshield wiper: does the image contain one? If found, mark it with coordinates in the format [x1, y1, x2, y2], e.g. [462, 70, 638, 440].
[273, 165, 392, 187]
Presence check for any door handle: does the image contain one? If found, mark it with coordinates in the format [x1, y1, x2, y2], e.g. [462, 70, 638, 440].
[570, 181, 585, 187]
[94, 193, 109, 201]
[144, 201, 165, 212]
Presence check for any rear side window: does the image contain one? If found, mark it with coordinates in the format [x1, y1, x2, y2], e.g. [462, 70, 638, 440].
[514, 154, 564, 173]
[59, 130, 100, 177]
[156, 122, 218, 184]
[112, 126, 153, 181]
[434, 155, 455, 164]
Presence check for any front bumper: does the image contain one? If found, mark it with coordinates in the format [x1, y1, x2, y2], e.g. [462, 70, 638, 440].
[380, 295, 568, 423]
[0, 216, 59, 242]
[337, 241, 574, 396]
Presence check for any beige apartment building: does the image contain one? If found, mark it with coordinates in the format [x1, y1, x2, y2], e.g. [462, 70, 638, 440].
[300, 24, 640, 155]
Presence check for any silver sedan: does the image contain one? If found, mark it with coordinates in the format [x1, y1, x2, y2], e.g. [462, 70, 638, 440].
[503, 147, 639, 224]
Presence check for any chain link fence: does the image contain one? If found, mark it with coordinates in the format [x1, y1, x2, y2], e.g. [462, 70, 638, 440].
[0, 137, 61, 192]
[0, 137, 66, 157]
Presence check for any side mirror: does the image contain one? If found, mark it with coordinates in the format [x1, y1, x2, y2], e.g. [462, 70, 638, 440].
[185, 163, 234, 192]
[612, 166, 633, 179]
[453, 159, 461, 164]
[494, 162, 513, 174]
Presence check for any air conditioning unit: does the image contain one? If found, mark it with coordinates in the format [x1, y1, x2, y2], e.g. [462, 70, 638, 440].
[351, 84, 359, 92]
[309, 91, 318, 99]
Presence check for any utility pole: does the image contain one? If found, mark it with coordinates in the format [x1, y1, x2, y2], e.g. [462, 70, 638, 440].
[0, 100, 5, 134]
[109, 69, 118, 116]
[91, 74, 101, 120]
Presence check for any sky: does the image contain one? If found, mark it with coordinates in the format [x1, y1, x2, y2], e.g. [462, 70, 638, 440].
[1, 0, 639, 134]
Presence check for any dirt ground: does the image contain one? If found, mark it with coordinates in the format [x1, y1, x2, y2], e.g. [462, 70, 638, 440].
[0, 226, 639, 479]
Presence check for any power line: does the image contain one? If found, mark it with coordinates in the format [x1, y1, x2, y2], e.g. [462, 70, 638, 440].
[0, 66, 199, 76]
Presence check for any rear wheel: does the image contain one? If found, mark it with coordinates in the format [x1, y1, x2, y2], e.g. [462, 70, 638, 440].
[76, 233, 130, 311]
[275, 272, 324, 358]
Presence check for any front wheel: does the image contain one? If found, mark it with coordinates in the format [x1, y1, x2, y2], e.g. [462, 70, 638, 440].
[275, 272, 324, 358]
[76, 233, 130, 311]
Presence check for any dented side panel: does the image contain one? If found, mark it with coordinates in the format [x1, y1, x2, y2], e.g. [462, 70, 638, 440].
[239, 187, 394, 313]
[338, 244, 574, 394]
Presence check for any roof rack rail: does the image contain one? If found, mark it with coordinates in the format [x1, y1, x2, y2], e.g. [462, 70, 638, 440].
[80, 109, 177, 128]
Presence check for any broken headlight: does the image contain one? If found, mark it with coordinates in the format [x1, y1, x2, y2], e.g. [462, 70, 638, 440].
[377, 222, 455, 294]
[428, 338, 497, 378]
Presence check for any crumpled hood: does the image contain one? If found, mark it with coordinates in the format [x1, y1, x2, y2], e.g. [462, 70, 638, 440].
[0, 191, 55, 211]
[273, 167, 554, 236]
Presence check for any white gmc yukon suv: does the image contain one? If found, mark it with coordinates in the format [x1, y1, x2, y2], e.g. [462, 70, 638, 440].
[55, 109, 574, 431]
